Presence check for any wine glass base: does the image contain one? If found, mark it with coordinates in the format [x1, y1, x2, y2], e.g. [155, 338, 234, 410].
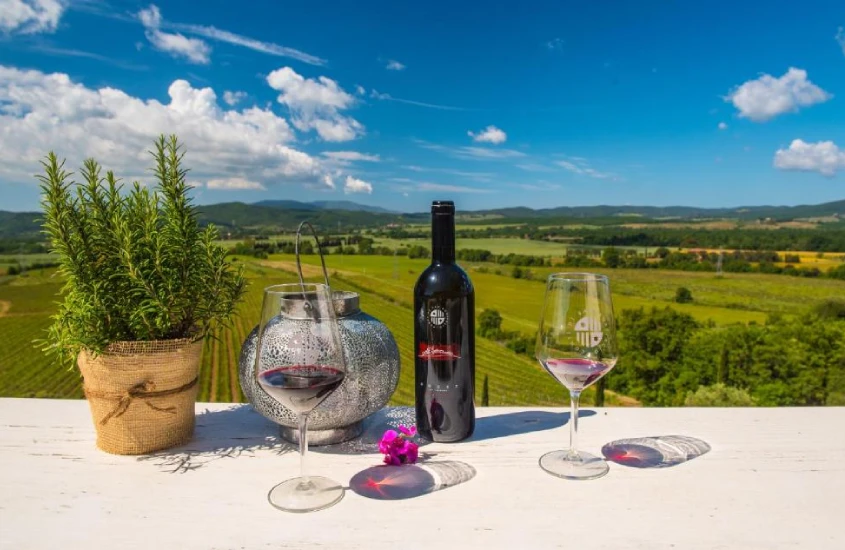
[539, 450, 610, 480]
[268, 476, 345, 513]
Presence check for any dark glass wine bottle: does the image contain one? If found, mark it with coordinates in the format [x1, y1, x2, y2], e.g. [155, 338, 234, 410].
[414, 200, 475, 442]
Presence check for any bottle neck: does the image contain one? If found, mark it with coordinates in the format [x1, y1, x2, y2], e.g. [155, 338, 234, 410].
[431, 211, 455, 263]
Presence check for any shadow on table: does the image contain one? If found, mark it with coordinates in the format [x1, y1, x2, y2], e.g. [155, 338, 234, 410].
[470, 409, 596, 442]
[349, 461, 476, 500]
[137, 404, 292, 473]
[309, 407, 432, 456]
[601, 435, 711, 468]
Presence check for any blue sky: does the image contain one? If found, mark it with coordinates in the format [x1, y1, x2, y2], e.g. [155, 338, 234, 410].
[1, 0, 844, 212]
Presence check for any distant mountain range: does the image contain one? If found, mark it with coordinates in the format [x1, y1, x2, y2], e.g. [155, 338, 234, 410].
[471, 199, 845, 221]
[1, 199, 843, 239]
[253, 199, 398, 214]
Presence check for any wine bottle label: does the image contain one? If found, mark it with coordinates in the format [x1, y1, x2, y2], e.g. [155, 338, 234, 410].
[417, 342, 461, 360]
[417, 298, 465, 361]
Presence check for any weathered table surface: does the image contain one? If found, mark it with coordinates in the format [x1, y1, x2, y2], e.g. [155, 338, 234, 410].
[1, 399, 843, 549]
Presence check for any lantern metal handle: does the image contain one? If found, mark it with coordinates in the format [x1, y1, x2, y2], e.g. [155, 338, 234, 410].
[295, 221, 331, 293]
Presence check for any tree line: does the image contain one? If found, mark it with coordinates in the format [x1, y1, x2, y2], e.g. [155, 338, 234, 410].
[373, 224, 845, 253]
[477, 299, 845, 406]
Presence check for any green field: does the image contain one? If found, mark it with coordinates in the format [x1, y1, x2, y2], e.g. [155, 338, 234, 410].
[0, 253, 57, 276]
[0, 261, 609, 406]
[368, 236, 645, 255]
[0, 270, 80, 398]
[296, 251, 845, 322]
[3, 246, 843, 406]
[285, 254, 794, 327]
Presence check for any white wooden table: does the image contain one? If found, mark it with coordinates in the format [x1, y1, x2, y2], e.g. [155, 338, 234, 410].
[1, 399, 843, 550]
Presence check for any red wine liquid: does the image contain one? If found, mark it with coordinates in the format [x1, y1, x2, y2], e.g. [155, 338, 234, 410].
[258, 366, 345, 414]
[542, 358, 615, 391]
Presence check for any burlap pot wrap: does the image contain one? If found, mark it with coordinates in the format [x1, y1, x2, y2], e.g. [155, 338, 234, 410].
[78, 338, 203, 455]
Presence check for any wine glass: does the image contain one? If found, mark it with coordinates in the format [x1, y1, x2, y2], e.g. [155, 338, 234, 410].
[535, 273, 619, 480]
[254, 283, 347, 512]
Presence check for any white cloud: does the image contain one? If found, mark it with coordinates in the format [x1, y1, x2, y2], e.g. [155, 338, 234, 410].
[725, 68, 831, 122]
[385, 59, 406, 71]
[28, 44, 148, 71]
[206, 177, 265, 190]
[773, 139, 845, 177]
[344, 175, 373, 194]
[415, 139, 526, 160]
[555, 158, 617, 180]
[837, 27, 845, 56]
[172, 22, 325, 66]
[516, 163, 556, 172]
[519, 182, 561, 191]
[457, 146, 524, 159]
[321, 151, 380, 162]
[468, 125, 507, 144]
[222, 90, 247, 106]
[370, 89, 465, 111]
[546, 38, 564, 51]
[718, 121, 728, 130]
[355, 85, 366, 96]
[138, 5, 210, 64]
[0, 0, 63, 35]
[401, 165, 493, 181]
[267, 66, 363, 142]
[0, 65, 338, 193]
[132, 3, 324, 65]
[416, 182, 492, 194]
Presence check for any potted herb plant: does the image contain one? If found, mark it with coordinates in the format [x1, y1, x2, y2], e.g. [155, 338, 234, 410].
[38, 135, 246, 455]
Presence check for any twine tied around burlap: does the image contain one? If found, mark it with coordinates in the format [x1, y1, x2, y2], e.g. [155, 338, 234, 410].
[78, 338, 203, 455]
[84, 377, 199, 426]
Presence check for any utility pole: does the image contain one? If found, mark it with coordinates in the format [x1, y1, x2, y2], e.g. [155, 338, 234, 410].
[716, 246, 723, 276]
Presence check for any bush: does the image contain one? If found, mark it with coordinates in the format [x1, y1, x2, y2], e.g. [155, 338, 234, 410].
[603, 247, 621, 268]
[478, 309, 503, 338]
[38, 135, 247, 367]
[506, 335, 535, 356]
[828, 264, 845, 280]
[813, 299, 845, 320]
[684, 384, 755, 406]
[407, 245, 429, 259]
[675, 286, 693, 304]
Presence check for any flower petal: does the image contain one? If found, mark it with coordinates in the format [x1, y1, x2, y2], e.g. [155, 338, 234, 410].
[398, 425, 416, 437]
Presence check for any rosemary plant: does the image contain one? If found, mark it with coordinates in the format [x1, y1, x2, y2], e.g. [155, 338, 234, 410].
[38, 135, 247, 367]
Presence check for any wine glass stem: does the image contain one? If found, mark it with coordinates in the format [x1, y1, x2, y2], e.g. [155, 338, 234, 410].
[298, 413, 308, 479]
[568, 391, 581, 460]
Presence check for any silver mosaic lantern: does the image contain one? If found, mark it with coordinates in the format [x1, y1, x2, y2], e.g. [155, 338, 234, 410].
[238, 222, 401, 445]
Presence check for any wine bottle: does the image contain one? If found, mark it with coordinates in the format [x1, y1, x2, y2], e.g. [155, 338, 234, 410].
[414, 200, 475, 442]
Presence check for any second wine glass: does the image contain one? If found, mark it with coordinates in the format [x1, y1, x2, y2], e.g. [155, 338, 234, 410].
[535, 273, 619, 480]
[254, 283, 346, 512]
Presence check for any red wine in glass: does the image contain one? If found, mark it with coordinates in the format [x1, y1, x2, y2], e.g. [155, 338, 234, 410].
[542, 358, 617, 392]
[258, 366, 346, 415]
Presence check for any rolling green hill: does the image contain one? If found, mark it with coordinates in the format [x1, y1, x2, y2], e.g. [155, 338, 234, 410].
[2, 198, 843, 238]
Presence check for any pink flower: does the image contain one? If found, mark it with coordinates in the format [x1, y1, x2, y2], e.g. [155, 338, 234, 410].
[378, 425, 419, 465]
[398, 425, 417, 437]
[378, 430, 398, 454]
